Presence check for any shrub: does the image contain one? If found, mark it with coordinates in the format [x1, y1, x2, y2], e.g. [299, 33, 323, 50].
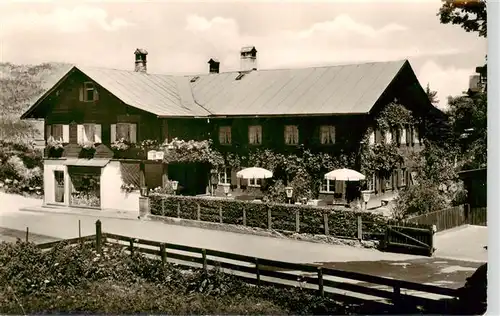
[150, 195, 388, 240]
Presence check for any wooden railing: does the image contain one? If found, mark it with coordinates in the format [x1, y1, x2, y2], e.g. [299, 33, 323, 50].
[36, 220, 459, 312]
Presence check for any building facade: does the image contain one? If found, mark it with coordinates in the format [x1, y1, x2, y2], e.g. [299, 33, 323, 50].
[21, 47, 437, 211]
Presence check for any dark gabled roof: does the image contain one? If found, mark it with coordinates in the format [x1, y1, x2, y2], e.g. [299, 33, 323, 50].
[21, 59, 416, 119]
[240, 46, 257, 53]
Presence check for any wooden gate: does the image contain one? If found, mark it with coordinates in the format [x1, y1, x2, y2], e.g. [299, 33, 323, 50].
[384, 223, 434, 256]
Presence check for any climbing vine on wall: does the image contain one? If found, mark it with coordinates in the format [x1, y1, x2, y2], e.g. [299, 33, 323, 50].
[161, 138, 224, 166]
[360, 102, 412, 176]
[375, 102, 415, 132]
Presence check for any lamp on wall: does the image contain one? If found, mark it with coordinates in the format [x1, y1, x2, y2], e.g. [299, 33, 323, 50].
[361, 190, 371, 210]
[171, 180, 178, 195]
[285, 186, 294, 204]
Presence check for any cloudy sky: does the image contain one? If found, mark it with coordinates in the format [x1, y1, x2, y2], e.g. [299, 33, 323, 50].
[0, 0, 487, 109]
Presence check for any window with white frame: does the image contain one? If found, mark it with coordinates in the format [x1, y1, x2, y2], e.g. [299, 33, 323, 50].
[321, 179, 335, 193]
[413, 128, 420, 144]
[218, 167, 231, 184]
[77, 124, 102, 144]
[248, 125, 262, 145]
[111, 123, 137, 143]
[400, 127, 407, 145]
[284, 125, 299, 145]
[401, 169, 407, 186]
[80, 82, 98, 102]
[219, 126, 232, 145]
[320, 125, 335, 145]
[367, 173, 376, 191]
[46, 124, 69, 143]
[248, 178, 262, 187]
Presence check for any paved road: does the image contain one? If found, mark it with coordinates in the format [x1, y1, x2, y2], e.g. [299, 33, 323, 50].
[433, 225, 488, 262]
[0, 193, 418, 264]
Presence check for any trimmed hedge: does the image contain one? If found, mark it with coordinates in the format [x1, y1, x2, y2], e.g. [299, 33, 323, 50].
[150, 195, 389, 240]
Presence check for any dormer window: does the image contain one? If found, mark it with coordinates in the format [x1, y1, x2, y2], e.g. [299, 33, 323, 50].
[80, 82, 98, 102]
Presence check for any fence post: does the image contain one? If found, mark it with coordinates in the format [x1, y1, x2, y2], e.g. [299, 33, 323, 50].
[139, 196, 150, 218]
[465, 203, 471, 223]
[268, 207, 272, 229]
[177, 202, 181, 218]
[95, 220, 102, 253]
[219, 206, 223, 223]
[243, 209, 247, 226]
[129, 238, 134, 256]
[295, 210, 300, 233]
[197, 203, 201, 221]
[26, 227, 29, 242]
[393, 285, 401, 307]
[357, 215, 363, 241]
[317, 267, 324, 297]
[255, 258, 261, 286]
[202, 249, 207, 271]
[160, 243, 166, 265]
[323, 213, 329, 235]
[78, 220, 81, 239]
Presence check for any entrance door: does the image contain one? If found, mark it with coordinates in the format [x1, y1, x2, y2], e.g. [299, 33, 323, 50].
[54, 171, 65, 203]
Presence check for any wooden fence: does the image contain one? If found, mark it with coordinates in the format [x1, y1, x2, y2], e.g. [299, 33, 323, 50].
[406, 204, 487, 232]
[36, 220, 459, 313]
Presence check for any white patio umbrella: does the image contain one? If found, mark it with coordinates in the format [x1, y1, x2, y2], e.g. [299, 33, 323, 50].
[236, 167, 273, 179]
[324, 168, 365, 181]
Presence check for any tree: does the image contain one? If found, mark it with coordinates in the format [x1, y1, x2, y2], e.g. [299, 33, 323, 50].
[438, 0, 487, 37]
[446, 91, 487, 169]
[425, 83, 439, 106]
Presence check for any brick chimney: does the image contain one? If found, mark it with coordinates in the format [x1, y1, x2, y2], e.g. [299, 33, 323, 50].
[208, 58, 220, 74]
[134, 48, 148, 73]
[240, 46, 257, 72]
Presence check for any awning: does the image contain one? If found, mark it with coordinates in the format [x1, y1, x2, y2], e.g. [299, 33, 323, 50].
[63, 158, 111, 167]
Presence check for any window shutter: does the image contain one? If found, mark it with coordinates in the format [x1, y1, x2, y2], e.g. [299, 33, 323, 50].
[45, 125, 52, 142]
[110, 124, 117, 142]
[368, 131, 375, 145]
[129, 124, 137, 143]
[385, 130, 392, 144]
[62, 125, 70, 143]
[94, 89, 99, 101]
[94, 124, 102, 143]
[77, 125, 84, 145]
[79, 87, 84, 101]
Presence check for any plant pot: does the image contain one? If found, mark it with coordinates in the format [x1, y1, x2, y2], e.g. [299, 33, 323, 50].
[48, 147, 64, 158]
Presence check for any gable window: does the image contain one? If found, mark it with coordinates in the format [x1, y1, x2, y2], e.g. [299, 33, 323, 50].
[320, 125, 336, 145]
[46, 124, 69, 143]
[79, 82, 98, 102]
[218, 167, 232, 185]
[284, 125, 299, 145]
[111, 123, 137, 143]
[248, 125, 262, 145]
[219, 126, 232, 145]
[321, 179, 335, 193]
[77, 124, 102, 144]
[248, 178, 262, 187]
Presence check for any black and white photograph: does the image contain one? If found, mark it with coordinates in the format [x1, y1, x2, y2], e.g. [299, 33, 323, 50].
[0, 0, 492, 314]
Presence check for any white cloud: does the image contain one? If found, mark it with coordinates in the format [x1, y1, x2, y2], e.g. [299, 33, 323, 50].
[297, 14, 406, 39]
[0, 5, 133, 35]
[417, 60, 471, 109]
